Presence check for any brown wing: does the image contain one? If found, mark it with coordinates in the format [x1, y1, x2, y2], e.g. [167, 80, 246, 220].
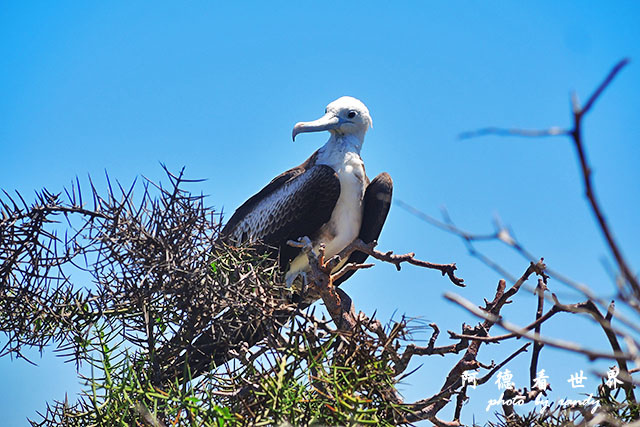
[220, 151, 340, 267]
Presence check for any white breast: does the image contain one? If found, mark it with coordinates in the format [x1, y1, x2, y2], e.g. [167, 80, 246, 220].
[286, 138, 367, 283]
[318, 151, 366, 257]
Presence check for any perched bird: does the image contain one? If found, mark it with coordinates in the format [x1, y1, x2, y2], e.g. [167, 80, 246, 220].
[221, 96, 393, 290]
[163, 97, 392, 381]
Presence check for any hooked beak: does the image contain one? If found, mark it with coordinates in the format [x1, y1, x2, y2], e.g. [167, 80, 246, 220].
[292, 113, 343, 141]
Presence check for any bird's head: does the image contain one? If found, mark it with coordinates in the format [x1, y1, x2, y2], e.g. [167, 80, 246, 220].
[292, 96, 372, 142]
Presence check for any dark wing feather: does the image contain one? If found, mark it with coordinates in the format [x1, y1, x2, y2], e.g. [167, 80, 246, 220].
[220, 153, 340, 268]
[334, 172, 393, 286]
[221, 167, 304, 240]
[220, 167, 303, 241]
[260, 165, 340, 266]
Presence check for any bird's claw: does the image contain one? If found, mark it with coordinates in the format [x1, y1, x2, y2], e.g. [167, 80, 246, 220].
[287, 236, 313, 253]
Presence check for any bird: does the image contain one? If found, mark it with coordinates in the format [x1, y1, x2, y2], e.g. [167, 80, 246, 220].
[161, 96, 392, 381]
[220, 96, 393, 291]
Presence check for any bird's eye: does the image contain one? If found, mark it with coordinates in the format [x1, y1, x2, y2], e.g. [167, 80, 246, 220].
[347, 111, 357, 119]
[325, 108, 328, 113]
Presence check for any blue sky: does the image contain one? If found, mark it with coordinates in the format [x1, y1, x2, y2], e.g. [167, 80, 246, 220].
[2, 2, 640, 425]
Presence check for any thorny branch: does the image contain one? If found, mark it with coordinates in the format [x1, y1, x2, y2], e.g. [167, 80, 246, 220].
[0, 166, 474, 425]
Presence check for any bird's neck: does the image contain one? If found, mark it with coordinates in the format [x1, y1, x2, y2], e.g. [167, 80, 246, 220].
[320, 133, 364, 160]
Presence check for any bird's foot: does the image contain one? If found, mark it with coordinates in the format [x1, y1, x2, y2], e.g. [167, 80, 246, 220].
[286, 236, 313, 252]
[300, 271, 310, 295]
[285, 270, 307, 288]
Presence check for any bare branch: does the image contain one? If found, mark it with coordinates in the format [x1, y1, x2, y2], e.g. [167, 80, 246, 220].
[530, 279, 546, 387]
[332, 238, 465, 287]
[459, 126, 568, 140]
[477, 343, 531, 386]
[445, 292, 634, 362]
[457, 58, 638, 297]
